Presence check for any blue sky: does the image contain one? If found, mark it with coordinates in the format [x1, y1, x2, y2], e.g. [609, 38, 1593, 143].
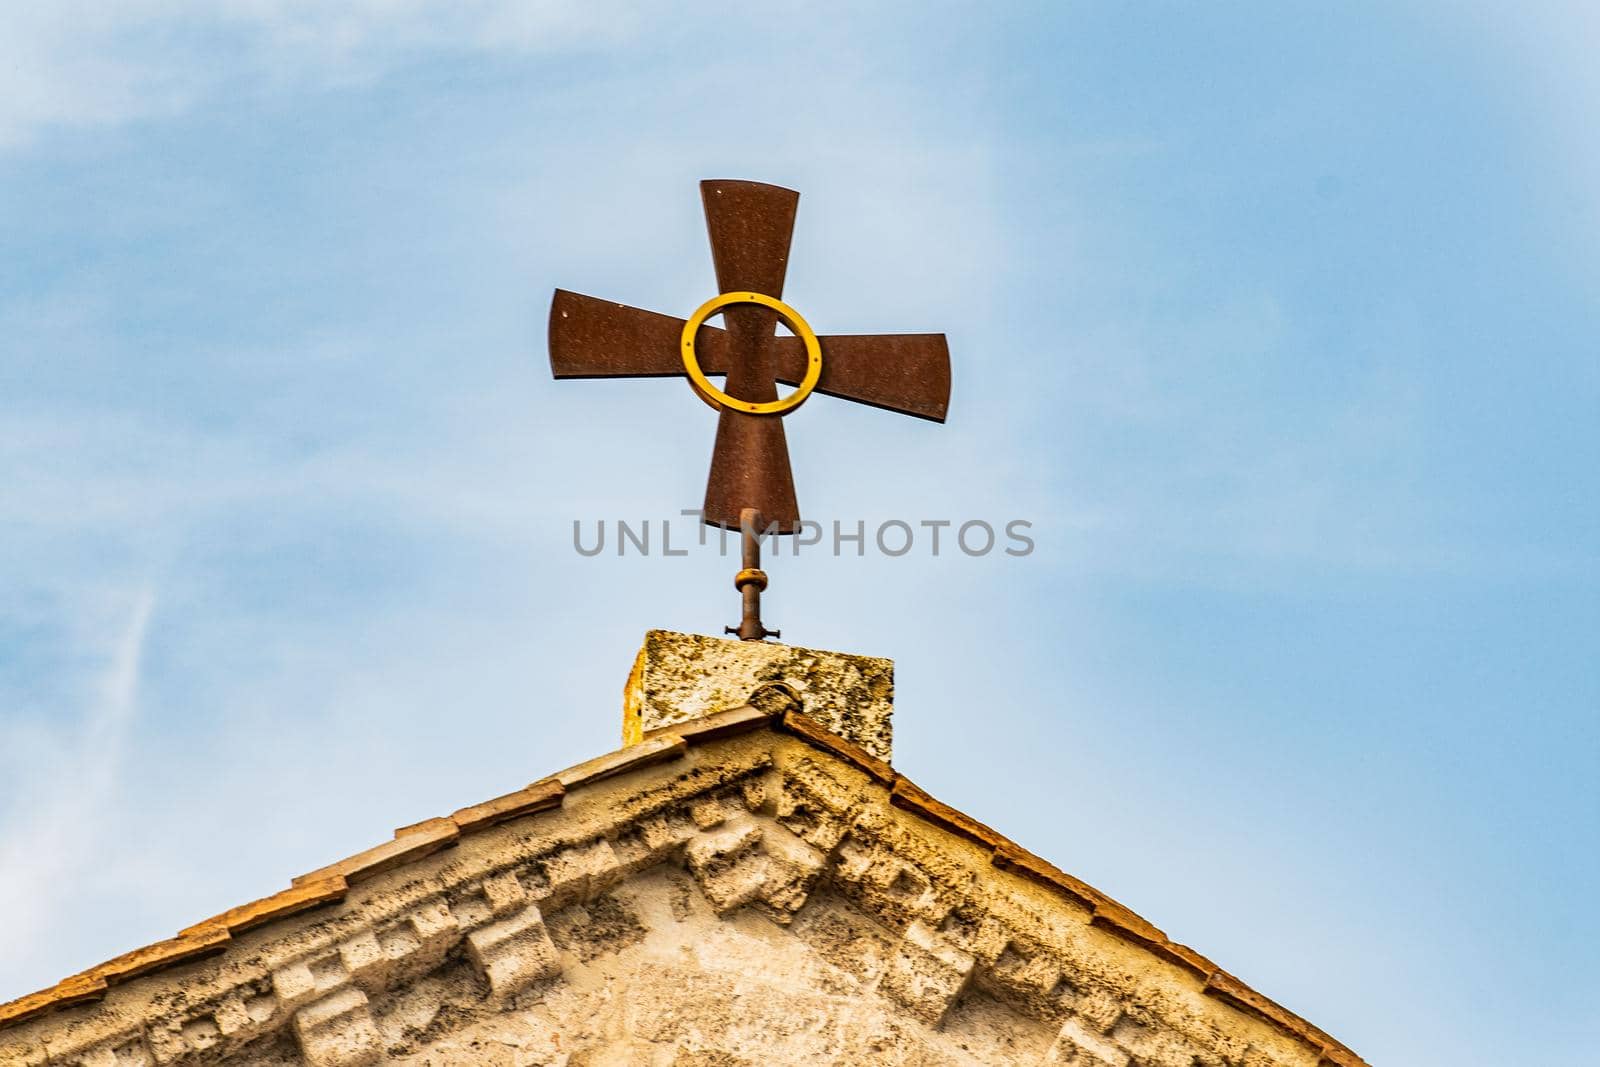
[0, 3, 1595, 1063]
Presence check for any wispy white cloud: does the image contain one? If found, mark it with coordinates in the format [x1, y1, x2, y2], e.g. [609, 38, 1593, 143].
[1467, 3, 1600, 256]
[0, 10, 1011, 994]
[0, 587, 154, 973]
[0, 10, 1589, 1065]
[0, 1, 628, 149]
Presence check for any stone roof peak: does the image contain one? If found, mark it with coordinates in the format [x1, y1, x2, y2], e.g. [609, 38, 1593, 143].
[0, 632, 1367, 1067]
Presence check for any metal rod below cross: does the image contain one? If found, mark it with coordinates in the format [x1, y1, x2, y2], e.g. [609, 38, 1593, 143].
[726, 507, 778, 642]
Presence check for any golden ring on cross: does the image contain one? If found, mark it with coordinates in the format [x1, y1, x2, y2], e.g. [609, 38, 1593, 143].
[680, 291, 823, 416]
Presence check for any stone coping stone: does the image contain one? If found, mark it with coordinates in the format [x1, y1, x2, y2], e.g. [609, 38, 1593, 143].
[623, 629, 894, 761]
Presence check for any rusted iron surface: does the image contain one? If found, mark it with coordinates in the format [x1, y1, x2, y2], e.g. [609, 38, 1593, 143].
[547, 178, 951, 535]
[773, 332, 950, 422]
[701, 180, 798, 299]
[551, 291, 948, 422]
[726, 508, 777, 642]
[550, 290, 721, 378]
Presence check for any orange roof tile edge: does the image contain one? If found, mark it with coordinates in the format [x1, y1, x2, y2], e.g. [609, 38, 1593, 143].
[775, 709, 895, 783]
[0, 706, 1367, 1064]
[177, 876, 349, 939]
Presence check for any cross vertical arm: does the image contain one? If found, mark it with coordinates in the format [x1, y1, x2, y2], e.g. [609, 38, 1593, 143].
[699, 180, 805, 531]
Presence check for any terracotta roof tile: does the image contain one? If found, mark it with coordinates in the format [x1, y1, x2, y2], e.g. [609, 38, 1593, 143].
[91, 926, 231, 984]
[1162, 941, 1219, 981]
[1204, 970, 1348, 1055]
[178, 876, 348, 938]
[0, 973, 106, 1029]
[292, 818, 459, 888]
[1090, 899, 1168, 949]
[778, 709, 895, 784]
[1319, 1046, 1371, 1067]
[649, 703, 777, 745]
[555, 734, 687, 790]
[990, 841, 1103, 911]
[890, 776, 1006, 849]
[392, 816, 457, 838]
[1089, 903, 1213, 979]
[451, 777, 564, 833]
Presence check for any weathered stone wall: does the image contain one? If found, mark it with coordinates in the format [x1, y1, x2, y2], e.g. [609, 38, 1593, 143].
[0, 721, 1355, 1066]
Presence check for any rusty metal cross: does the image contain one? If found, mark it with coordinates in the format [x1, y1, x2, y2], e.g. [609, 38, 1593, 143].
[548, 179, 950, 535]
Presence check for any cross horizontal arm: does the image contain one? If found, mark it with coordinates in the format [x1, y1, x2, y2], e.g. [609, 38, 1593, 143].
[551, 290, 950, 422]
[548, 289, 731, 379]
[770, 333, 951, 422]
